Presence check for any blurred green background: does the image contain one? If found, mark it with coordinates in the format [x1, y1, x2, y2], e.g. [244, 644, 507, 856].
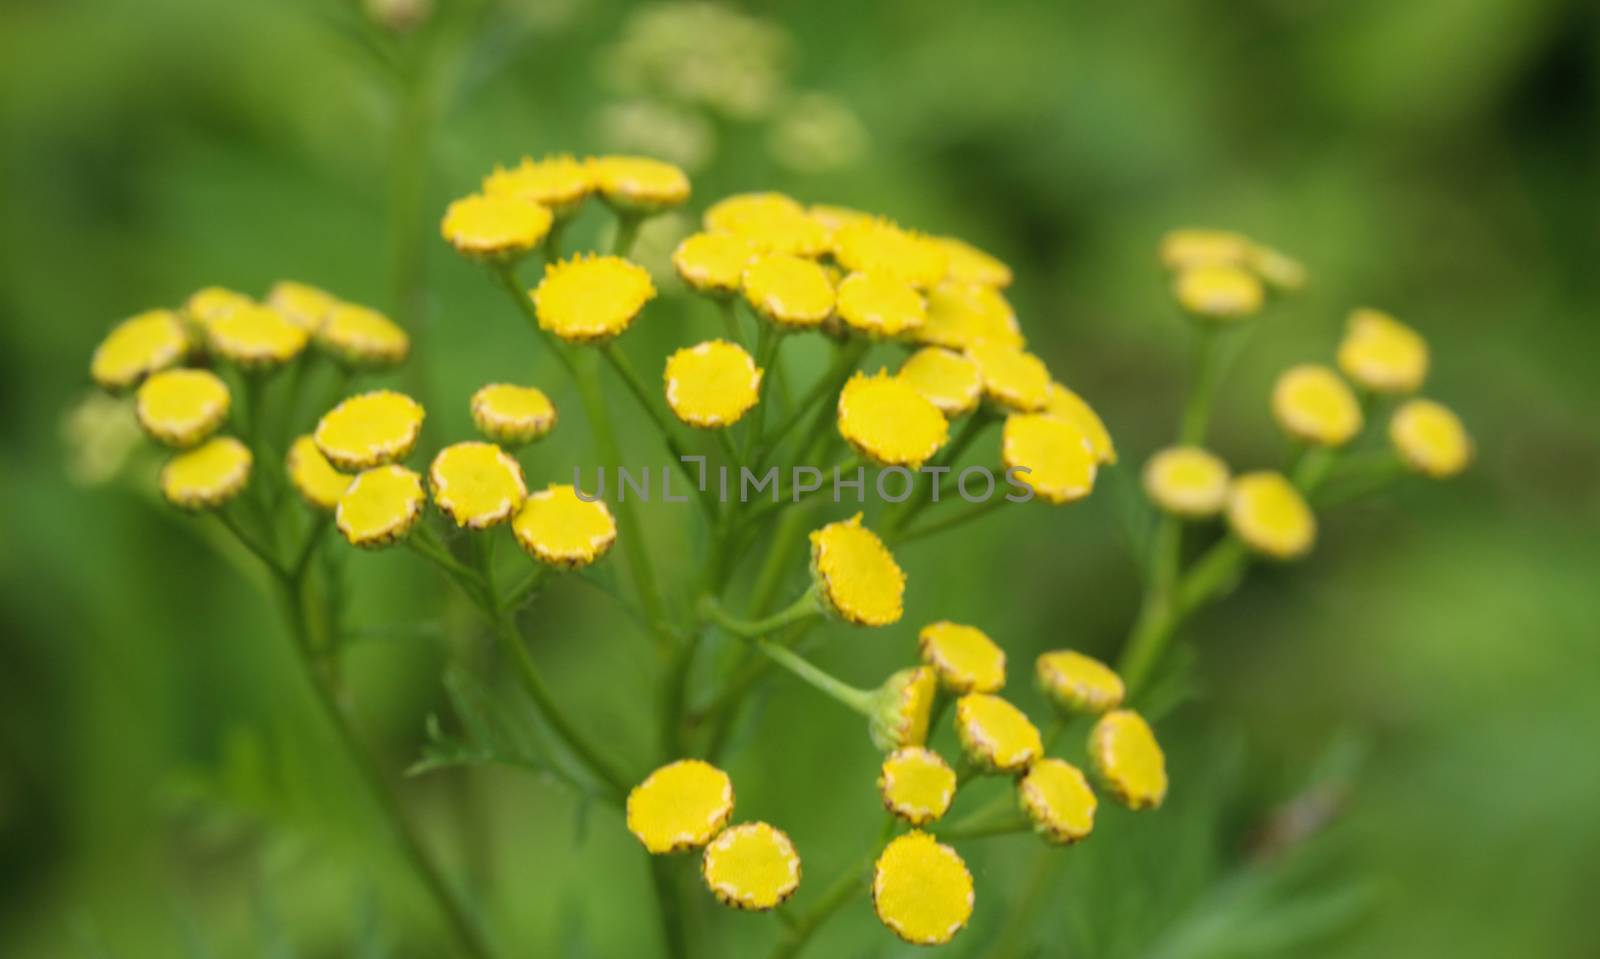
[3, 0, 1598, 956]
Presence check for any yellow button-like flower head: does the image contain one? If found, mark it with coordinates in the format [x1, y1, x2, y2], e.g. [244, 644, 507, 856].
[664, 339, 763, 429]
[184, 287, 253, 335]
[1390, 398, 1472, 479]
[1159, 228, 1250, 271]
[135, 369, 230, 448]
[700, 822, 801, 911]
[1045, 382, 1116, 465]
[1227, 471, 1315, 560]
[672, 232, 758, 297]
[1173, 264, 1265, 322]
[314, 390, 426, 471]
[808, 203, 872, 242]
[955, 693, 1042, 772]
[872, 831, 973, 946]
[1142, 445, 1230, 518]
[705, 192, 829, 257]
[897, 347, 981, 418]
[470, 383, 556, 446]
[837, 370, 948, 468]
[533, 254, 656, 343]
[810, 514, 905, 627]
[1089, 709, 1167, 810]
[625, 759, 734, 854]
[919, 281, 1023, 351]
[1019, 758, 1097, 844]
[834, 271, 926, 338]
[91, 310, 188, 391]
[336, 464, 425, 548]
[160, 436, 252, 510]
[441, 192, 553, 261]
[933, 235, 1012, 288]
[967, 341, 1051, 412]
[1002, 413, 1097, 504]
[832, 219, 948, 288]
[429, 441, 527, 529]
[878, 747, 956, 826]
[317, 302, 410, 369]
[741, 253, 834, 329]
[1247, 242, 1307, 293]
[483, 154, 593, 217]
[1272, 364, 1362, 447]
[512, 483, 617, 568]
[919, 621, 1006, 694]
[1036, 650, 1124, 714]
[869, 666, 937, 751]
[286, 435, 352, 511]
[266, 281, 339, 332]
[1337, 308, 1428, 394]
[588, 155, 691, 214]
[208, 304, 309, 370]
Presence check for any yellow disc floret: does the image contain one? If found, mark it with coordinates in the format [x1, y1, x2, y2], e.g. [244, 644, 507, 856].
[954, 693, 1042, 772]
[1158, 228, 1250, 271]
[836, 370, 948, 468]
[967, 341, 1051, 412]
[1002, 413, 1097, 504]
[869, 666, 938, 751]
[336, 465, 425, 548]
[672, 231, 758, 296]
[741, 253, 834, 329]
[1173, 264, 1265, 322]
[183, 287, 253, 334]
[1089, 710, 1168, 810]
[1390, 398, 1472, 479]
[700, 822, 801, 911]
[1142, 445, 1230, 518]
[664, 339, 763, 429]
[919, 281, 1023, 351]
[135, 369, 231, 448]
[834, 271, 926, 338]
[933, 235, 1013, 288]
[1036, 650, 1125, 714]
[1272, 364, 1362, 447]
[918, 621, 1006, 694]
[470, 383, 556, 445]
[286, 435, 352, 511]
[872, 832, 973, 946]
[208, 304, 309, 369]
[482, 154, 593, 217]
[1045, 382, 1116, 465]
[91, 310, 189, 391]
[1337, 308, 1428, 394]
[1247, 242, 1307, 293]
[266, 280, 340, 332]
[314, 390, 426, 471]
[160, 436, 252, 510]
[704, 192, 829, 257]
[317, 302, 410, 368]
[512, 483, 618, 568]
[808, 203, 872, 241]
[625, 759, 735, 854]
[1227, 471, 1316, 560]
[533, 254, 656, 343]
[440, 192, 553, 260]
[878, 747, 956, 826]
[832, 218, 948, 288]
[429, 441, 528, 529]
[588, 155, 691, 214]
[1018, 758, 1097, 844]
[809, 513, 905, 627]
[898, 347, 981, 417]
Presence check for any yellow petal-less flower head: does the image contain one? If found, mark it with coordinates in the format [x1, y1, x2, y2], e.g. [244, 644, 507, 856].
[208, 304, 309, 370]
[336, 464, 425, 548]
[664, 339, 763, 429]
[588, 155, 691, 214]
[672, 231, 758, 297]
[700, 822, 801, 911]
[872, 831, 974, 946]
[704, 192, 829, 257]
[869, 666, 938, 751]
[1089, 709, 1167, 810]
[160, 436, 252, 510]
[832, 218, 948, 288]
[1046, 383, 1116, 465]
[897, 347, 982, 418]
[1036, 650, 1125, 714]
[1227, 471, 1316, 560]
[741, 253, 834, 329]
[470, 383, 556, 446]
[967, 341, 1052, 413]
[314, 390, 426, 471]
[807, 203, 873, 241]
[1272, 364, 1363, 447]
[440, 192, 553, 261]
[1247, 242, 1307, 294]
[1158, 228, 1250, 271]
[135, 369, 230, 448]
[932, 235, 1013, 288]
[1173, 264, 1265, 323]
[834, 271, 927, 339]
[1142, 445, 1231, 518]
[533, 254, 656, 343]
[512, 483, 617, 568]
[317, 302, 410, 369]
[286, 435, 352, 511]
[1002, 413, 1097, 505]
[955, 693, 1043, 773]
[266, 281, 339, 332]
[1337, 308, 1429, 394]
[1390, 398, 1472, 479]
[878, 747, 956, 826]
[1019, 758, 1097, 844]
[482, 154, 593, 218]
[91, 310, 189, 392]
[429, 441, 528, 529]
[918, 621, 1006, 694]
[809, 513, 906, 627]
[625, 759, 734, 855]
[183, 287, 253, 335]
[919, 281, 1023, 351]
[836, 370, 948, 469]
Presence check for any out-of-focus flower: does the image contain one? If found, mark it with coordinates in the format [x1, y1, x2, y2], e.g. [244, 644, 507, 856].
[317, 303, 410, 369]
[533, 255, 656, 343]
[601, 2, 790, 121]
[1247, 243, 1307, 293]
[364, 0, 431, 33]
[1143, 446, 1230, 518]
[1045, 383, 1116, 465]
[878, 747, 956, 826]
[673, 232, 758, 297]
[766, 92, 867, 174]
[1390, 399, 1472, 479]
[267, 281, 339, 332]
[208, 304, 309, 370]
[832, 219, 948, 288]
[135, 369, 230, 449]
[967, 342, 1051, 412]
[872, 831, 974, 946]
[918, 621, 1005, 694]
[897, 347, 981, 418]
[834, 272, 926, 338]
[954, 693, 1042, 772]
[1018, 758, 1097, 844]
[90, 310, 188, 391]
[440, 193, 553, 261]
[1272, 364, 1363, 447]
[483, 155, 593, 218]
[700, 822, 801, 911]
[705, 193, 829, 258]
[314, 391, 426, 471]
[160, 436, 252, 511]
[512, 484, 617, 568]
[588, 154, 692, 213]
[183, 288, 252, 336]
[627, 759, 735, 854]
[932, 236, 1012, 289]
[1036, 649, 1124, 714]
[337, 464, 425, 548]
[286, 436, 352, 511]
[1337, 308, 1428, 394]
[810, 513, 905, 627]
[594, 102, 716, 174]
[919, 281, 1023, 351]
[1227, 471, 1315, 560]
[664, 339, 763, 429]
[741, 253, 834, 329]
[1089, 709, 1167, 810]
[61, 391, 142, 487]
[471, 384, 556, 446]
[1002, 413, 1097, 504]
[1159, 228, 1250, 271]
[1173, 264, 1264, 323]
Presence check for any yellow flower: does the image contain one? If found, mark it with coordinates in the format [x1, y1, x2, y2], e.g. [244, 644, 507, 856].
[588, 155, 691, 214]
[286, 435, 352, 511]
[1247, 243, 1307, 293]
[1337, 308, 1428, 394]
[878, 747, 956, 826]
[809, 515, 904, 628]
[135, 368, 230, 448]
[1018, 758, 1097, 844]
[869, 666, 938, 751]
[266, 280, 339, 332]
[314, 390, 426, 471]
[440, 192, 553, 260]
[919, 621, 1006, 694]
[664, 339, 763, 429]
[512, 483, 617, 568]
[704, 192, 829, 257]
[1036, 650, 1124, 714]
[1390, 398, 1472, 479]
[672, 231, 758, 296]
[1227, 471, 1315, 560]
[483, 154, 593, 217]
[918, 280, 1024, 351]
[897, 347, 982, 417]
[1158, 228, 1250, 271]
[1088, 709, 1167, 810]
[336, 464, 426, 548]
[872, 831, 973, 946]
[90, 310, 188, 391]
[832, 218, 948, 288]
[470, 383, 556, 446]
[183, 287, 253, 334]
[429, 441, 528, 529]
[317, 302, 410, 368]
[1142, 445, 1230, 518]
[1002, 413, 1097, 504]
[1173, 264, 1265, 322]
[834, 271, 927, 338]
[740, 252, 834, 329]
[932, 235, 1013, 288]
[955, 693, 1042, 772]
[160, 436, 252, 510]
[700, 822, 802, 911]
[836, 370, 948, 468]
[626, 759, 735, 854]
[208, 304, 310, 369]
[967, 341, 1051, 412]
[1045, 382, 1116, 465]
[533, 254, 656, 343]
[807, 203, 872, 241]
[1272, 363, 1362, 447]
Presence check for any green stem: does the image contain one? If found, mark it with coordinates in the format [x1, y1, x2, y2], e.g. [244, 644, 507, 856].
[716, 296, 743, 344]
[598, 342, 718, 522]
[489, 264, 576, 379]
[758, 339, 866, 464]
[611, 213, 645, 257]
[1178, 327, 1223, 446]
[766, 850, 874, 959]
[937, 812, 1032, 842]
[887, 495, 1010, 546]
[648, 857, 690, 959]
[754, 639, 875, 716]
[698, 590, 822, 640]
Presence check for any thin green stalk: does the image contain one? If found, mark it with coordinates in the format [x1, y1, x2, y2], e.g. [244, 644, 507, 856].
[758, 339, 866, 463]
[716, 296, 743, 344]
[887, 495, 1010, 546]
[598, 341, 719, 522]
[982, 848, 1058, 959]
[489, 264, 576, 378]
[755, 639, 875, 716]
[698, 590, 822, 640]
[937, 812, 1032, 842]
[648, 857, 690, 959]
[884, 408, 997, 534]
[766, 853, 872, 959]
[1178, 327, 1223, 446]
[611, 213, 645, 257]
